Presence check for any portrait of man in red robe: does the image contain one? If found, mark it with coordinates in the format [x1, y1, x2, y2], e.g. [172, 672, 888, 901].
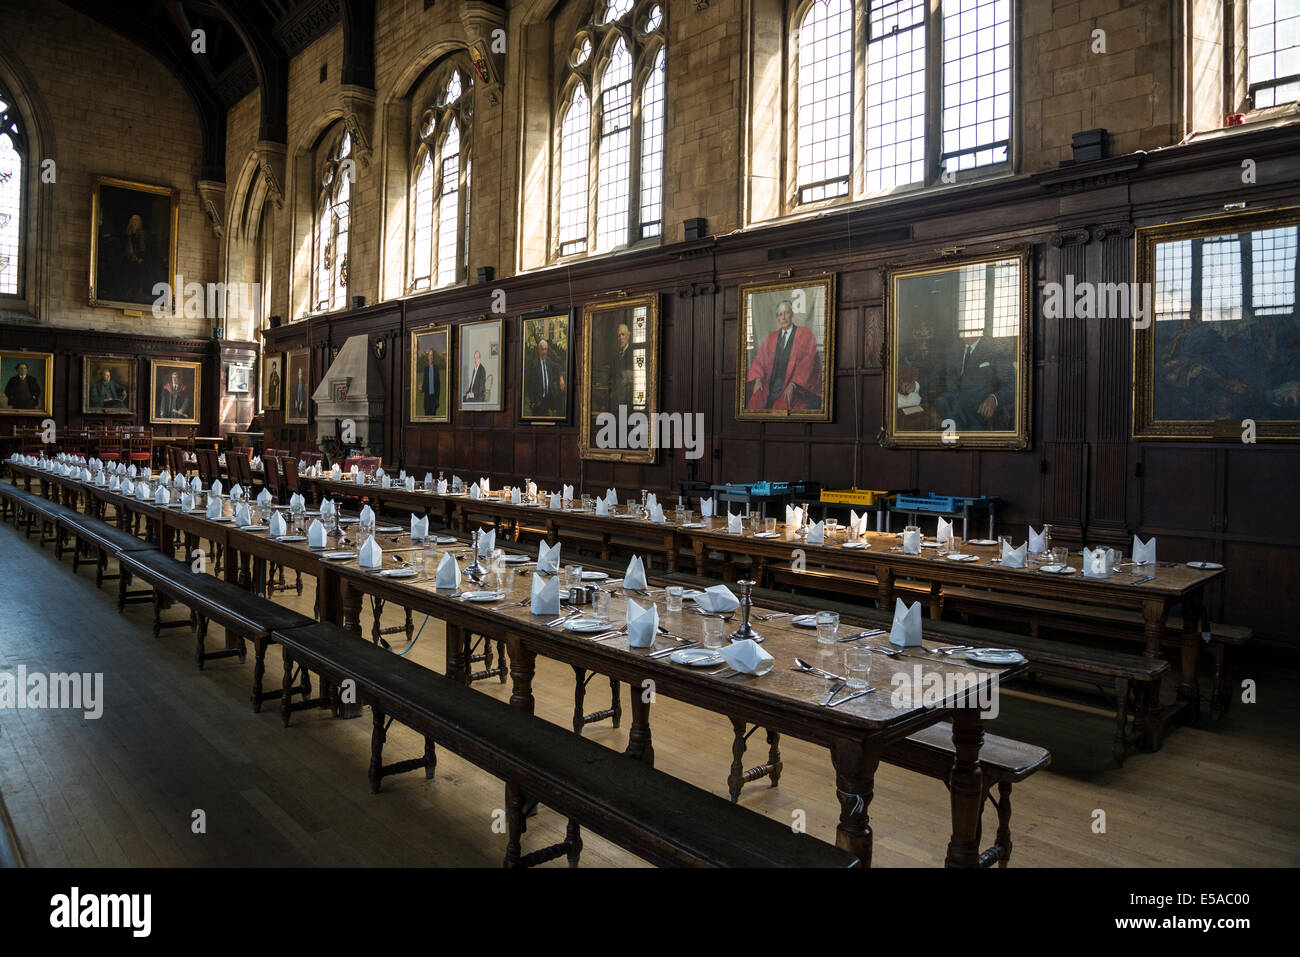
[745, 298, 823, 411]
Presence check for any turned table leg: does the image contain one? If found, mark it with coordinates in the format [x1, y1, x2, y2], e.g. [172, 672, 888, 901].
[829, 739, 881, 867]
[945, 707, 986, 868]
[624, 680, 654, 767]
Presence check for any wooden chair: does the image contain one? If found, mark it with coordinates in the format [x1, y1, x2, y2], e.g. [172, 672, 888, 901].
[228, 448, 253, 489]
[262, 453, 282, 501]
[128, 433, 153, 470]
[283, 456, 304, 503]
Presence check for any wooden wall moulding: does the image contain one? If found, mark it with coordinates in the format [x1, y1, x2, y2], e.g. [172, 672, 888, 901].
[1049, 228, 1092, 248]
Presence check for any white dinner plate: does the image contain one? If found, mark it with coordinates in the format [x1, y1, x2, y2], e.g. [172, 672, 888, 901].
[460, 590, 503, 602]
[670, 648, 726, 667]
[339, 517, 359, 524]
[436, 536, 457, 544]
[946, 553, 979, 562]
[680, 522, 706, 528]
[966, 539, 998, 546]
[581, 571, 609, 581]
[237, 524, 267, 531]
[380, 568, 419, 578]
[1187, 561, 1224, 570]
[275, 535, 307, 542]
[322, 551, 356, 561]
[753, 531, 780, 538]
[841, 541, 868, 549]
[304, 510, 321, 516]
[1039, 564, 1076, 574]
[964, 649, 1027, 665]
[791, 615, 819, 628]
[920, 541, 941, 548]
[563, 617, 611, 633]
[502, 554, 532, 564]
[209, 516, 233, 523]
[376, 526, 402, 533]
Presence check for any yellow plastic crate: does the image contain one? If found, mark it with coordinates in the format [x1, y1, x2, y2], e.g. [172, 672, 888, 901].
[819, 488, 890, 506]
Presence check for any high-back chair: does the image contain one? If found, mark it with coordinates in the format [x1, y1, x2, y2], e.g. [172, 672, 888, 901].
[261, 453, 282, 500]
[128, 433, 154, 471]
[228, 448, 253, 489]
[196, 449, 221, 487]
[282, 456, 303, 499]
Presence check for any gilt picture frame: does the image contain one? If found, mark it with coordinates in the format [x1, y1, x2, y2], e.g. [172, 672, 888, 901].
[736, 275, 835, 421]
[578, 294, 660, 463]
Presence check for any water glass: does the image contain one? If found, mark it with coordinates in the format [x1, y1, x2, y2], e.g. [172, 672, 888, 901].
[765, 517, 777, 534]
[627, 500, 638, 515]
[816, 611, 839, 644]
[581, 494, 592, 511]
[566, 565, 584, 590]
[701, 618, 725, 649]
[826, 518, 839, 538]
[592, 590, 612, 621]
[665, 586, 683, 613]
[950, 536, 963, 554]
[422, 548, 438, 577]
[494, 567, 513, 599]
[1051, 546, 1069, 567]
[843, 647, 873, 690]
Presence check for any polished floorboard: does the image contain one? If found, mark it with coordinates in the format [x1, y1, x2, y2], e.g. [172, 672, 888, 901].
[0, 517, 1296, 868]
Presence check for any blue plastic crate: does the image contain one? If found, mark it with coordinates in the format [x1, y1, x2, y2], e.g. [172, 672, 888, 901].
[895, 493, 989, 513]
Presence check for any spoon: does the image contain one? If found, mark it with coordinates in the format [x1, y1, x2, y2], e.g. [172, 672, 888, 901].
[794, 657, 845, 681]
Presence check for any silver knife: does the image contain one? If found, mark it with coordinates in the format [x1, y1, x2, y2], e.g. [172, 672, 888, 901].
[1131, 575, 1155, 585]
[827, 687, 877, 707]
[838, 629, 887, 642]
[821, 681, 846, 706]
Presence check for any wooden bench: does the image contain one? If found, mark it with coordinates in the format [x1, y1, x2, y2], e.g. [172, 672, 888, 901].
[941, 585, 1250, 716]
[115, 548, 317, 713]
[272, 620, 859, 868]
[767, 563, 934, 603]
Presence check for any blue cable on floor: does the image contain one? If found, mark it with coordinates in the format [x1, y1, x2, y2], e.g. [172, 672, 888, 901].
[396, 615, 429, 655]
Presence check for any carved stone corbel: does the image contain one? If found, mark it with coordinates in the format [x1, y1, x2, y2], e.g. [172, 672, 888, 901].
[461, 1, 506, 107]
[1049, 228, 1092, 247]
[340, 84, 376, 167]
[196, 180, 226, 238]
[256, 140, 287, 210]
[1091, 222, 1135, 243]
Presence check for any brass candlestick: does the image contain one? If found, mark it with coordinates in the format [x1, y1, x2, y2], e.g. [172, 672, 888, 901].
[729, 579, 762, 643]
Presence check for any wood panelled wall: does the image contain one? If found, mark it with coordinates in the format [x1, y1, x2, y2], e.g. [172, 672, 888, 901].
[259, 125, 1298, 643]
[0, 327, 223, 437]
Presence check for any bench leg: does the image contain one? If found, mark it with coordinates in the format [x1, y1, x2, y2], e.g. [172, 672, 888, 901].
[252, 636, 268, 712]
[504, 782, 526, 868]
[1113, 677, 1131, 768]
[194, 616, 209, 670]
[994, 781, 1013, 867]
[280, 646, 294, 727]
[369, 707, 387, 794]
[1211, 642, 1230, 718]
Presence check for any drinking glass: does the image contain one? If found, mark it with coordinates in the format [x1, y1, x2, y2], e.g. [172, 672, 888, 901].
[494, 566, 513, 599]
[843, 647, 873, 690]
[422, 548, 438, 577]
[566, 565, 584, 590]
[765, 517, 777, 535]
[581, 494, 592, 511]
[949, 536, 963, 555]
[592, 590, 612, 621]
[627, 500, 638, 516]
[826, 518, 839, 539]
[997, 534, 1011, 553]
[1051, 546, 1069, 567]
[701, 618, 725, 650]
[816, 611, 839, 645]
[665, 586, 683, 613]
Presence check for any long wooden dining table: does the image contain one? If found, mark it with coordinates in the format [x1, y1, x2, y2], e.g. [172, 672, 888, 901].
[7, 461, 1027, 868]
[297, 474, 1223, 745]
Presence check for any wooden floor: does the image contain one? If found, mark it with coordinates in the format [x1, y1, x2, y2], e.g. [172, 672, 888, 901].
[1, 518, 1296, 868]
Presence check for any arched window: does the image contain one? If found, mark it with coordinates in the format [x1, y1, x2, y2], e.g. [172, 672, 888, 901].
[795, 0, 853, 204]
[0, 83, 25, 297]
[410, 66, 472, 291]
[313, 128, 352, 312]
[554, 1, 666, 259]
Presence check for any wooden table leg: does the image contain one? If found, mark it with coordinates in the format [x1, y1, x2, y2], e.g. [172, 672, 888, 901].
[507, 636, 536, 714]
[830, 738, 881, 867]
[1178, 592, 1204, 724]
[445, 623, 468, 684]
[625, 684, 654, 767]
[876, 564, 895, 611]
[945, 706, 986, 868]
[341, 578, 363, 637]
[693, 539, 706, 576]
[1139, 599, 1170, 750]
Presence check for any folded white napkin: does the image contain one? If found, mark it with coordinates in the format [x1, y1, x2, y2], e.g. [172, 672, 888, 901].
[604, 488, 617, 507]
[181, 491, 193, 510]
[849, 509, 869, 536]
[537, 540, 562, 574]
[358, 535, 383, 569]
[290, 493, 305, 511]
[562, 484, 574, 502]
[528, 481, 538, 499]
[399, 470, 406, 481]
[1084, 545, 1115, 578]
[228, 483, 243, 501]
[205, 496, 223, 520]
[650, 504, 666, 523]
[477, 528, 496, 557]
[720, 639, 774, 675]
[549, 492, 562, 509]
[530, 573, 560, 615]
[159, 469, 171, 484]
[936, 517, 953, 543]
[359, 504, 375, 526]
[268, 511, 287, 537]
[696, 585, 739, 613]
[405, 475, 415, 492]
[173, 475, 186, 490]
[626, 599, 659, 649]
[257, 488, 272, 508]
[376, 468, 385, 480]
[109, 476, 121, 491]
[890, 599, 923, 647]
[80, 468, 92, 481]
[437, 479, 448, 494]
[209, 479, 222, 497]
[320, 499, 335, 519]
[595, 498, 609, 516]
[234, 502, 251, 526]
[354, 471, 365, 485]
[1001, 541, 1027, 568]
[1132, 535, 1157, 566]
[139, 483, 152, 501]
[902, 527, 921, 554]
[785, 504, 803, 528]
[307, 519, 327, 548]
[452, 476, 463, 491]
[188, 474, 201, 493]
[646, 492, 658, 511]
[423, 472, 433, 487]
[127, 464, 137, 478]
[806, 520, 825, 544]
[624, 555, 647, 591]
[479, 477, 490, 493]
[727, 512, 743, 533]
[700, 496, 714, 518]
[1028, 526, 1047, 554]
[511, 487, 521, 504]
[381, 475, 392, 488]
[411, 514, 429, 540]
[469, 482, 480, 500]
[331, 465, 342, 480]
[436, 551, 462, 589]
[95, 472, 107, 487]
